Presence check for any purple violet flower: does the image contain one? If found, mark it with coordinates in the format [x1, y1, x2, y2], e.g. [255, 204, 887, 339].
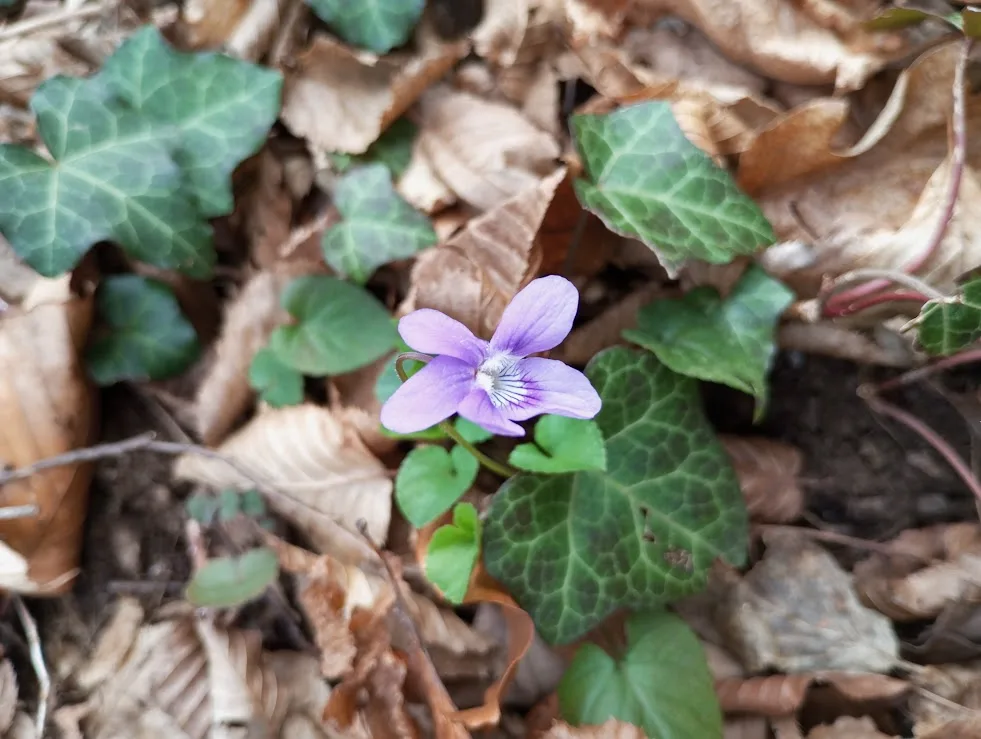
[380, 276, 602, 437]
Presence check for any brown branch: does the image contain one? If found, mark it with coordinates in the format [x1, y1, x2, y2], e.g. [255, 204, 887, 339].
[875, 348, 981, 394]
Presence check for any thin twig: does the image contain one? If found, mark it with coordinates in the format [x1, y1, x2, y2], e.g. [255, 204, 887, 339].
[13, 596, 49, 736]
[823, 290, 930, 318]
[0, 2, 104, 42]
[823, 37, 972, 317]
[754, 524, 936, 563]
[819, 269, 947, 317]
[875, 348, 981, 394]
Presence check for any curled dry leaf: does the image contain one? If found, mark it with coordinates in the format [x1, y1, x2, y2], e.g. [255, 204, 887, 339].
[174, 404, 391, 562]
[281, 33, 469, 155]
[401, 167, 565, 337]
[720, 436, 804, 524]
[716, 672, 908, 717]
[717, 530, 899, 674]
[541, 719, 647, 739]
[853, 523, 981, 622]
[739, 41, 981, 298]
[415, 85, 560, 211]
[0, 276, 95, 594]
[176, 0, 287, 60]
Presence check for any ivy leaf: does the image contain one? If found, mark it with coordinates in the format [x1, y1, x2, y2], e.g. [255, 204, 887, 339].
[917, 279, 981, 355]
[623, 265, 793, 418]
[331, 118, 417, 179]
[306, 0, 424, 53]
[185, 547, 279, 608]
[509, 416, 606, 474]
[87, 275, 200, 385]
[269, 275, 399, 375]
[559, 611, 722, 739]
[321, 163, 437, 283]
[249, 347, 304, 407]
[484, 348, 747, 645]
[426, 503, 481, 604]
[572, 102, 774, 273]
[396, 445, 478, 527]
[185, 493, 219, 524]
[0, 76, 213, 278]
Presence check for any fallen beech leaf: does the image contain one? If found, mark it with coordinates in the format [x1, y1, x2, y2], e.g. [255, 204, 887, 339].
[725, 717, 768, 739]
[806, 716, 895, 739]
[541, 719, 647, 739]
[281, 34, 468, 155]
[174, 404, 391, 561]
[716, 672, 908, 717]
[472, 0, 530, 66]
[415, 85, 560, 210]
[910, 663, 981, 736]
[0, 276, 95, 593]
[918, 717, 981, 739]
[720, 436, 804, 523]
[401, 167, 565, 337]
[177, 0, 286, 59]
[718, 530, 899, 673]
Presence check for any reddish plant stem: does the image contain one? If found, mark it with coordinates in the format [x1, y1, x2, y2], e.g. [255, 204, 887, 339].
[823, 37, 972, 317]
[875, 348, 981, 394]
[823, 290, 930, 318]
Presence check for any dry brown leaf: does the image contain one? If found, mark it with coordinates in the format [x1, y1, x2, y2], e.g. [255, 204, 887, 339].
[0, 236, 39, 305]
[329, 356, 400, 459]
[472, 0, 530, 66]
[415, 85, 560, 211]
[176, 0, 286, 59]
[720, 436, 805, 524]
[716, 672, 908, 717]
[806, 717, 895, 739]
[174, 404, 391, 561]
[0, 276, 95, 594]
[398, 139, 457, 215]
[542, 720, 648, 739]
[725, 716, 769, 739]
[0, 657, 17, 735]
[73, 598, 145, 692]
[401, 167, 565, 337]
[718, 530, 899, 674]
[777, 322, 917, 368]
[909, 662, 981, 736]
[281, 33, 469, 155]
[918, 717, 981, 739]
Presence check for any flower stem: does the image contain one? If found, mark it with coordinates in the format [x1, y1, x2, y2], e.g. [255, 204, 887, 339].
[394, 353, 518, 478]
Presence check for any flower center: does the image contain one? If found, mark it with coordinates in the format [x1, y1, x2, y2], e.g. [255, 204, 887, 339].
[474, 353, 529, 408]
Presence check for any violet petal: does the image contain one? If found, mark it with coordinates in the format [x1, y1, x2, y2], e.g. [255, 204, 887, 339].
[380, 355, 473, 433]
[398, 309, 488, 365]
[489, 276, 578, 357]
[504, 357, 602, 422]
[457, 389, 526, 437]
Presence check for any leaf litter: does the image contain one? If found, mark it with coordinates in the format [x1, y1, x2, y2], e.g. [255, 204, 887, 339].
[5, 1, 981, 738]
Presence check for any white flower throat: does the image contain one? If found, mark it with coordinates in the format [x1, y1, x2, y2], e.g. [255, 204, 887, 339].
[475, 352, 529, 408]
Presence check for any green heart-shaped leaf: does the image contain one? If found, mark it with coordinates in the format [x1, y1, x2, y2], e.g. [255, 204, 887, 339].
[918, 279, 981, 355]
[305, 0, 425, 53]
[322, 163, 436, 283]
[572, 101, 774, 273]
[331, 117, 417, 179]
[623, 265, 793, 418]
[97, 26, 282, 218]
[185, 547, 280, 608]
[454, 417, 494, 444]
[249, 347, 304, 407]
[270, 275, 399, 376]
[559, 611, 722, 739]
[509, 416, 606, 473]
[426, 502, 481, 604]
[396, 445, 479, 527]
[484, 347, 747, 644]
[87, 275, 200, 385]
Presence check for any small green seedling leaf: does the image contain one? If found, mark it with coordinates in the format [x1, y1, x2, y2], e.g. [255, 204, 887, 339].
[623, 265, 793, 418]
[185, 547, 279, 608]
[331, 118, 417, 178]
[97, 26, 282, 218]
[572, 101, 774, 273]
[396, 445, 479, 527]
[270, 275, 399, 376]
[305, 0, 424, 53]
[87, 275, 200, 385]
[426, 503, 481, 604]
[0, 76, 213, 277]
[484, 348, 747, 644]
[559, 611, 722, 739]
[218, 489, 241, 522]
[455, 417, 494, 444]
[321, 163, 436, 283]
[240, 490, 267, 518]
[185, 493, 219, 524]
[249, 347, 304, 407]
[509, 416, 606, 474]
[917, 279, 981, 355]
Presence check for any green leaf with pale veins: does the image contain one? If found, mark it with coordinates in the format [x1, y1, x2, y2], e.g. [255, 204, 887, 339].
[426, 503, 481, 604]
[396, 445, 479, 527]
[509, 416, 606, 474]
[484, 347, 747, 645]
[623, 265, 793, 418]
[97, 26, 283, 218]
[249, 347, 304, 407]
[0, 76, 214, 277]
[269, 275, 399, 376]
[559, 611, 722, 739]
[306, 0, 424, 53]
[918, 279, 981, 355]
[572, 101, 775, 272]
[186, 547, 280, 608]
[322, 163, 437, 283]
[87, 275, 200, 385]
[331, 118, 417, 179]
